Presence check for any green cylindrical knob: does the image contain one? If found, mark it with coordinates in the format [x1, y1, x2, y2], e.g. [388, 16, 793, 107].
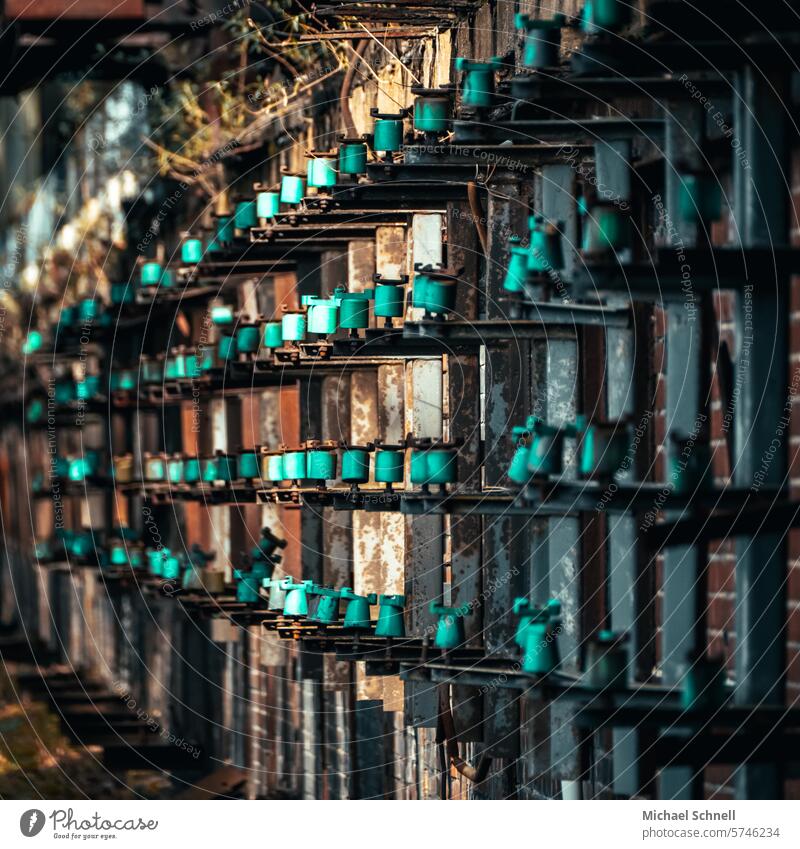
[374, 450, 404, 484]
[283, 450, 307, 481]
[516, 14, 565, 69]
[426, 449, 457, 484]
[337, 291, 372, 329]
[375, 594, 406, 638]
[281, 312, 306, 341]
[341, 588, 377, 630]
[305, 298, 338, 334]
[341, 449, 370, 484]
[504, 238, 530, 293]
[167, 456, 184, 484]
[236, 324, 261, 353]
[307, 156, 338, 188]
[373, 119, 404, 153]
[281, 578, 313, 617]
[216, 215, 235, 245]
[183, 457, 201, 483]
[217, 334, 237, 361]
[265, 452, 285, 483]
[257, 191, 280, 219]
[182, 238, 203, 264]
[280, 175, 305, 204]
[306, 449, 336, 482]
[234, 200, 258, 230]
[430, 602, 470, 649]
[455, 57, 500, 109]
[141, 262, 162, 286]
[143, 453, 166, 482]
[338, 141, 368, 174]
[238, 451, 261, 480]
[409, 450, 429, 485]
[413, 96, 449, 133]
[263, 322, 283, 348]
[374, 283, 405, 317]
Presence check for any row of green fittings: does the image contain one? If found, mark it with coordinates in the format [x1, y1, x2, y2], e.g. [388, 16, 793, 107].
[51, 450, 104, 482]
[412, 266, 461, 316]
[370, 108, 408, 154]
[507, 416, 629, 481]
[272, 578, 405, 634]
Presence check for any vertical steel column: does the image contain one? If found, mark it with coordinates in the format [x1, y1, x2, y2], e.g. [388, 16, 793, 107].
[731, 65, 789, 800]
[659, 101, 706, 800]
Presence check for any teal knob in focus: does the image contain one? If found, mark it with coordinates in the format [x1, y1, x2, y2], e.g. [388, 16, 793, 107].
[263, 321, 283, 349]
[307, 585, 342, 624]
[257, 191, 280, 219]
[307, 156, 338, 188]
[375, 594, 406, 638]
[181, 238, 203, 264]
[516, 599, 561, 675]
[280, 577, 313, 617]
[341, 588, 377, 630]
[141, 262, 162, 286]
[280, 174, 305, 205]
[234, 200, 258, 230]
[341, 447, 371, 484]
[430, 602, 470, 650]
[338, 139, 368, 175]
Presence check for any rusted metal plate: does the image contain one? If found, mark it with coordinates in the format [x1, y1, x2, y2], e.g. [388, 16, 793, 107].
[6, 0, 144, 19]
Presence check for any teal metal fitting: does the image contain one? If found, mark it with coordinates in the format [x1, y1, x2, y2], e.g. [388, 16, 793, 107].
[508, 418, 538, 484]
[143, 453, 166, 482]
[373, 273, 408, 321]
[283, 449, 307, 482]
[517, 599, 561, 675]
[581, 0, 632, 34]
[234, 568, 263, 604]
[669, 434, 713, 495]
[236, 323, 261, 354]
[184, 457, 201, 483]
[167, 455, 184, 484]
[526, 419, 565, 477]
[264, 576, 287, 611]
[579, 420, 630, 479]
[217, 333, 237, 361]
[307, 585, 342, 624]
[430, 602, 470, 649]
[256, 191, 280, 219]
[238, 450, 261, 481]
[412, 91, 450, 134]
[234, 200, 258, 230]
[374, 449, 404, 485]
[583, 630, 629, 690]
[412, 266, 460, 316]
[280, 577, 313, 617]
[181, 238, 203, 264]
[142, 356, 164, 384]
[164, 350, 187, 380]
[76, 374, 101, 401]
[341, 446, 371, 484]
[528, 215, 565, 273]
[516, 13, 566, 69]
[341, 588, 377, 630]
[455, 56, 502, 109]
[306, 155, 338, 188]
[581, 203, 631, 254]
[303, 295, 339, 335]
[280, 174, 305, 204]
[216, 215, 235, 244]
[370, 108, 407, 153]
[335, 287, 373, 330]
[265, 451, 285, 483]
[306, 444, 337, 483]
[281, 311, 307, 342]
[503, 236, 530, 293]
[338, 139, 368, 175]
[210, 302, 235, 326]
[263, 322, 283, 349]
[140, 261, 162, 286]
[375, 594, 406, 638]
